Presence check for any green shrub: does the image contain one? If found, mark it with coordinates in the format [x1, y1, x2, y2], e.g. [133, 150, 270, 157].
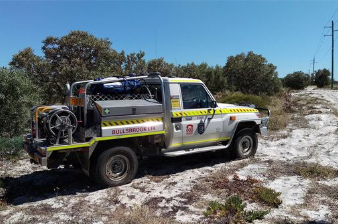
[0, 68, 41, 137]
[224, 51, 282, 96]
[245, 210, 270, 222]
[314, 69, 330, 88]
[283, 71, 310, 90]
[0, 136, 23, 159]
[253, 186, 282, 208]
[221, 92, 269, 108]
[204, 195, 269, 223]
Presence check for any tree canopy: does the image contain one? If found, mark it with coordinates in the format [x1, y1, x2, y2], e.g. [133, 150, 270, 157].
[10, 31, 145, 103]
[283, 71, 311, 90]
[223, 51, 282, 95]
[147, 57, 174, 76]
[9, 31, 286, 104]
[0, 68, 41, 137]
[314, 69, 330, 88]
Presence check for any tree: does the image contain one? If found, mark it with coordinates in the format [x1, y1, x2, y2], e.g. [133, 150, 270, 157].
[174, 63, 226, 94]
[123, 51, 147, 75]
[147, 58, 174, 76]
[205, 65, 227, 93]
[283, 71, 311, 90]
[0, 68, 41, 137]
[223, 51, 281, 95]
[314, 69, 330, 88]
[10, 31, 126, 103]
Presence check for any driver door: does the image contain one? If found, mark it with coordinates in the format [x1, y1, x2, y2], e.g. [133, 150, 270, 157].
[180, 84, 223, 148]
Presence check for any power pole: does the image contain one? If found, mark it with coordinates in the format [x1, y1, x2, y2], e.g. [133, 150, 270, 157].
[311, 57, 317, 75]
[310, 57, 317, 83]
[325, 21, 338, 89]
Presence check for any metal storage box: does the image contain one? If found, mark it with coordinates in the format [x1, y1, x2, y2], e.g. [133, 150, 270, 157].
[95, 99, 163, 117]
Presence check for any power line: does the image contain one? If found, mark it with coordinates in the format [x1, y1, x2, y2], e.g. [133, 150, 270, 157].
[320, 48, 331, 61]
[314, 29, 331, 57]
[319, 34, 338, 63]
[314, 29, 325, 57]
[324, 8, 338, 26]
[314, 8, 338, 57]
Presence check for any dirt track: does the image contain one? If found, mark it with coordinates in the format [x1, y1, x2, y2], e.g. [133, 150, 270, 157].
[1, 87, 338, 224]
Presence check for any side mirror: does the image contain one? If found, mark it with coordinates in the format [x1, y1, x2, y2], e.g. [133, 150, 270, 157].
[66, 83, 70, 92]
[66, 83, 71, 96]
[65, 83, 71, 107]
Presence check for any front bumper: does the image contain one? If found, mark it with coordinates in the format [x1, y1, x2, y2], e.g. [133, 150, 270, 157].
[256, 107, 271, 136]
[23, 134, 47, 166]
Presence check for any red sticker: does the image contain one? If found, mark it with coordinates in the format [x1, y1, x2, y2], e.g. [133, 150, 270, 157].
[186, 124, 193, 135]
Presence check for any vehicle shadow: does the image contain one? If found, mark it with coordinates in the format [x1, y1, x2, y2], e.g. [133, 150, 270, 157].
[1, 150, 232, 206]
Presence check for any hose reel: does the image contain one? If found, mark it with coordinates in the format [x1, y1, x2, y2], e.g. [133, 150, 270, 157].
[46, 109, 77, 143]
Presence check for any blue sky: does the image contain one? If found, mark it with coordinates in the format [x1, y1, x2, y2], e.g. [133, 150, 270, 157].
[0, 1, 337, 78]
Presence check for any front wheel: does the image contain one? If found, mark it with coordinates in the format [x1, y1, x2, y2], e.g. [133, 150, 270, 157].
[93, 146, 138, 187]
[231, 128, 258, 159]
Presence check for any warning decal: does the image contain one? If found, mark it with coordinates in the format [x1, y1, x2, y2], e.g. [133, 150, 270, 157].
[171, 95, 181, 109]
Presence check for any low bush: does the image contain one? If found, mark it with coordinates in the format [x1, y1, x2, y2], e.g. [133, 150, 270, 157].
[0, 136, 23, 160]
[220, 90, 292, 132]
[283, 71, 311, 90]
[253, 186, 282, 208]
[294, 163, 338, 180]
[283, 71, 310, 90]
[204, 195, 269, 223]
[221, 92, 269, 108]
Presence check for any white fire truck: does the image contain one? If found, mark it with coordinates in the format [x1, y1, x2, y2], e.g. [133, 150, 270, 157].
[23, 73, 270, 187]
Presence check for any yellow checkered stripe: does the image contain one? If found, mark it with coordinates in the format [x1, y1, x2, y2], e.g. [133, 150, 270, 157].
[172, 108, 258, 117]
[102, 117, 162, 127]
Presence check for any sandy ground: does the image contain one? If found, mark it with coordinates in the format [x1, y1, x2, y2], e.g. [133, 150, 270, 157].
[1, 87, 338, 224]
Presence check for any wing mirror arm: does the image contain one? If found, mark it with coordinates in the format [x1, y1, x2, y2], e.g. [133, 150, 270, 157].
[213, 100, 217, 108]
[207, 100, 217, 120]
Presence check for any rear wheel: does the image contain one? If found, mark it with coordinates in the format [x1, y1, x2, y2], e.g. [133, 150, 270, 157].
[92, 146, 138, 187]
[232, 128, 258, 159]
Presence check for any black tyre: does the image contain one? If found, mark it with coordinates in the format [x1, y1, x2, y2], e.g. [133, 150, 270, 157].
[231, 128, 258, 159]
[92, 146, 138, 187]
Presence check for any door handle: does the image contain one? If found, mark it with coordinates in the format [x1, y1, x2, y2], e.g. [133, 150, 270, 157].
[175, 123, 181, 131]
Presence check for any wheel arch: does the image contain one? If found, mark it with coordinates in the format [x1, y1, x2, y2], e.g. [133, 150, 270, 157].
[89, 138, 140, 166]
[234, 121, 260, 135]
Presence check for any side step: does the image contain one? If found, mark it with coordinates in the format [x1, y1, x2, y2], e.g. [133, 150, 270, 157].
[163, 145, 228, 157]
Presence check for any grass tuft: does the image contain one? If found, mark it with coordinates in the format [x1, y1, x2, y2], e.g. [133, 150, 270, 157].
[268, 90, 292, 131]
[294, 163, 338, 180]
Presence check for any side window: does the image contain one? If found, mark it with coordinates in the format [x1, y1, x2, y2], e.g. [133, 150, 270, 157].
[180, 84, 213, 109]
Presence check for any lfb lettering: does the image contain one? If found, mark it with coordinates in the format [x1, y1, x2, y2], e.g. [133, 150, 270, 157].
[112, 126, 156, 135]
